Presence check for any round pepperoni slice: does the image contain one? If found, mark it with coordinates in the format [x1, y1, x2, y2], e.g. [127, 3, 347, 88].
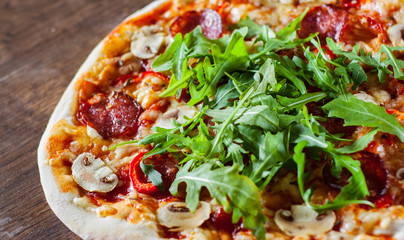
[200, 9, 222, 39]
[299, 5, 388, 44]
[357, 152, 389, 201]
[298, 5, 349, 43]
[78, 92, 142, 139]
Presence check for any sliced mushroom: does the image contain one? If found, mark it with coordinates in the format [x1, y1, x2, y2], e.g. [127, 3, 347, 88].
[274, 205, 336, 236]
[396, 168, 404, 180]
[131, 25, 165, 59]
[388, 24, 404, 46]
[157, 201, 211, 231]
[354, 92, 378, 105]
[72, 153, 118, 193]
[155, 101, 198, 129]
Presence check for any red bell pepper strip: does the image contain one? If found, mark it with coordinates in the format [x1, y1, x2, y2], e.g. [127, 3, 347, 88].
[129, 151, 159, 194]
[114, 71, 170, 86]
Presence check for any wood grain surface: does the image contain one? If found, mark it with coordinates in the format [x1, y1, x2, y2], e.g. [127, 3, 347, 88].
[0, 0, 149, 239]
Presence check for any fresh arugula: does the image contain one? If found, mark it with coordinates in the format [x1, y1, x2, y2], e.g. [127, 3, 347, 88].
[335, 129, 378, 154]
[111, 10, 404, 240]
[323, 94, 404, 141]
[326, 38, 404, 82]
[293, 142, 373, 212]
[170, 161, 267, 239]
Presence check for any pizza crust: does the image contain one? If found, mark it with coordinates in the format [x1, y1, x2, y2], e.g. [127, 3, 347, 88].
[37, 1, 171, 239]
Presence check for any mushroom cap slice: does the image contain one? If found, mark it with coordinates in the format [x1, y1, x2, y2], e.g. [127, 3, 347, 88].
[388, 24, 404, 46]
[157, 201, 211, 231]
[131, 26, 165, 59]
[72, 153, 118, 193]
[274, 205, 336, 236]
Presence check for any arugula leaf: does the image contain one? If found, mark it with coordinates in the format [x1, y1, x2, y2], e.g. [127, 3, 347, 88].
[206, 107, 236, 122]
[290, 124, 328, 148]
[223, 133, 248, 169]
[347, 61, 367, 89]
[256, 59, 276, 92]
[235, 105, 280, 132]
[278, 92, 326, 111]
[231, 16, 275, 40]
[335, 129, 378, 154]
[310, 151, 373, 211]
[326, 38, 404, 82]
[184, 27, 230, 57]
[293, 142, 373, 213]
[377, 45, 404, 80]
[276, 8, 309, 40]
[278, 112, 305, 129]
[303, 46, 339, 95]
[235, 125, 265, 158]
[210, 80, 239, 109]
[188, 30, 250, 105]
[250, 93, 278, 108]
[323, 95, 404, 142]
[152, 33, 183, 72]
[170, 161, 267, 239]
[245, 131, 288, 189]
[140, 161, 164, 191]
[207, 86, 255, 158]
[267, 53, 308, 94]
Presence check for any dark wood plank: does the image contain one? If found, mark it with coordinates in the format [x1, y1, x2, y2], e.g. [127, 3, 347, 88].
[0, 0, 149, 238]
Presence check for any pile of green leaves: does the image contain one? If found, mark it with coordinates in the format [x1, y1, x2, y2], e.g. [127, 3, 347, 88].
[120, 11, 404, 239]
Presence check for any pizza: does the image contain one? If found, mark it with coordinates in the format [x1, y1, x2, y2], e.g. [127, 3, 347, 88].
[38, 0, 404, 239]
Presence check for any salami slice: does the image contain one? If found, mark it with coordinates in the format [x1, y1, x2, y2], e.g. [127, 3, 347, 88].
[200, 9, 222, 39]
[78, 92, 142, 139]
[299, 5, 388, 44]
[358, 152, 389, 201]
[298, 5, 349, 42]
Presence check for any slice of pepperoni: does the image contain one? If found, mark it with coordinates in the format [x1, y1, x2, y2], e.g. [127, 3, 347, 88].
[200, 9, 223, 39]
[357, 152, 389, 201]
[340, 15, 388, 43]
[299, 5, 388, 44]
[78, 92, 142, 139]
[298, 5, 349, 43]
[170, 9, 222, 39]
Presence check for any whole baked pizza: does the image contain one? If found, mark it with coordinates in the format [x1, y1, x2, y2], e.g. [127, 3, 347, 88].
[38, 0, 404, 239]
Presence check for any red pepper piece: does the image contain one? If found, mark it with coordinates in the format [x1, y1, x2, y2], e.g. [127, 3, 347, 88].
[114, 71, 170, 86]
[129, 151, 160, 194]
[386, 109, 395, 115]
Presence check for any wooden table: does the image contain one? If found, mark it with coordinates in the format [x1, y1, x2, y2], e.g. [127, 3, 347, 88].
[0, 0, 149, 238]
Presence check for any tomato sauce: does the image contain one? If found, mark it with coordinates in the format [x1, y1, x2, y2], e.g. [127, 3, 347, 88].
[209, 207, 235, 233]
[87, 165, 131, 205]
